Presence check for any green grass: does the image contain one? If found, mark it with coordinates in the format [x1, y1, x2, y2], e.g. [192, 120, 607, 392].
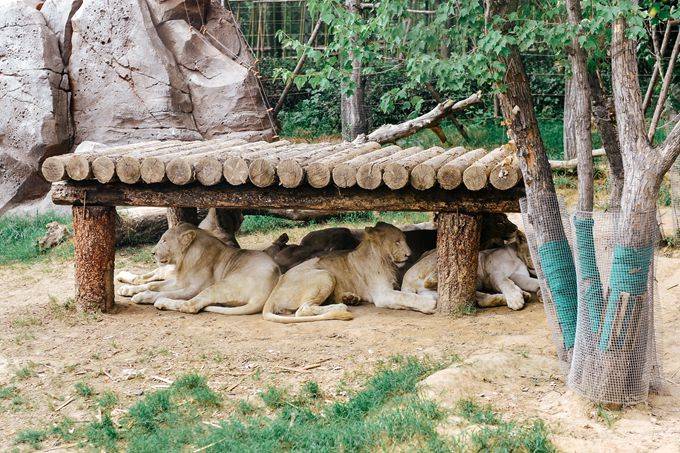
[12, 359, 556, 452]
[75, 382, 94, 398]
[0, 212, 72, 264]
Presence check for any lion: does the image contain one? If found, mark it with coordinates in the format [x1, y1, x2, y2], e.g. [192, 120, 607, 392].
[115, 208, 240, 286]
[272, 227, 361, 272]
[262, 221, 437, 323]
[401, 230, 539, 310]
[117, 223, 280, 315]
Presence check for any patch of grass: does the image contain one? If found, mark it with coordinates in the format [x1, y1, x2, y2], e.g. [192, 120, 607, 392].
[554, 174, 577, 189]
[595, 404, 620, 428]
[0, 212, 73, 264]
[237, 400, 256, 415]
[301, 381, 322, 400]
[75, 382, 94, 398]
[47, 295, 77, 320]
[14, 428, 48, 449]
[241, 215, 300, 235]
[97, 391, 118, 411]
[15, 362, 37, 380]
[0, 385, 18, 399]
[259, 385, 288, 409]
[9, 315, 42, 328]
[454, 399, 555, 452]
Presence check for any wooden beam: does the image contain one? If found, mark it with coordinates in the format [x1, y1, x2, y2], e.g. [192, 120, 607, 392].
[73, 206, 116, 312]
[51, 181, 523, 213]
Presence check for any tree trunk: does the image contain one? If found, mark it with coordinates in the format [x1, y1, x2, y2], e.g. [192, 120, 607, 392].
[563, 77, 577, 160]
[566, 0, 594, 212]
[73, 206, 116, 312]
[166, 207, 198, 228]
[435, 212, 481, 316]
[588, 70, 625, 208]
[341, 0, 368, 141]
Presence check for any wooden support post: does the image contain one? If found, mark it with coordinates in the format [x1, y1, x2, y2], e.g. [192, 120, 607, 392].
[167, 207, 198, 228]
[73, 206, 116, 312]
[435, 212, 481, 316]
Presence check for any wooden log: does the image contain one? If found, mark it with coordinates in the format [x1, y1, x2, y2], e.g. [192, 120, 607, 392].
[489, 153, 522, 190]
[361, 91, 483, 144]
[382, 146, 445, 190]
[222, 141, 292, 185]
[276, 143, 349, 188]
[42, 141, 166, 182]
[437, 148, 487, 190]
[549, 148, 606, 170]
[306, 142, 381, 188]
[410, 147, 467, 190]
[332, 145, 401, 188]
[356, 146, 423, 190]
[167, 207, 198, 227]
[463, 144, 514, 191]
[123, 138, 246, 185]
[73, 205, 116, 312]
[165, 139, 250, 186]
[52, 181, 524, 213]
[436, 211, 481, 316]
[193, 141, 270, 186]
[93, 140, 206, 184]
[248, 144, 324, 187]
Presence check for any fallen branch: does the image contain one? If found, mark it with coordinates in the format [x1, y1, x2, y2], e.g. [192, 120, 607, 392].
[55, 396, 75, 412]
[550, 148, 606, 170]
[355, 91, 483, 144]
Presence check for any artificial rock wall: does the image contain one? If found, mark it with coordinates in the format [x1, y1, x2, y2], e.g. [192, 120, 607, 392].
[0, 0, 274, 214]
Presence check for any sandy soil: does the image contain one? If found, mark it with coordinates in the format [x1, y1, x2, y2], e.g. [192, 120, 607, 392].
[0, 226, 678, 452]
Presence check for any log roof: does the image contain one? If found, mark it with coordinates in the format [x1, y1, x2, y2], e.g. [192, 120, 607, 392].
[42, 138, 523, 192]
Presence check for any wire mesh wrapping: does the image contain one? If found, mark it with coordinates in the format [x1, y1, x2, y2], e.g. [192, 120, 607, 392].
[671, 159, 680, 237]
[567, 210, 661, 405]
[520, 196, 577, 371]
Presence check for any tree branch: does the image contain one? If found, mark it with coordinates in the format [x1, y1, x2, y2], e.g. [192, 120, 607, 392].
[642, 21, 672, 113]
[659, 118, 680, 173]
[648, 31, 680, 143]
[356, 91, 482, 144]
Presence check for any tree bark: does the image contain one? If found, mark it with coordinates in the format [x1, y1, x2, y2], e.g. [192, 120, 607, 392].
[341, 0, 368, 141]
[563, 77, 577, 160]
[73, 206, 116, 312]
[435, 212, 481, 315]
[588, 70, 625, 208]
[167, 207, 198, 228]
[566, 0, 595, 212]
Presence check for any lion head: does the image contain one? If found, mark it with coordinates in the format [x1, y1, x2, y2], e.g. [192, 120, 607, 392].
[152, 222, 198, 266]
[363, 221, 411, 267]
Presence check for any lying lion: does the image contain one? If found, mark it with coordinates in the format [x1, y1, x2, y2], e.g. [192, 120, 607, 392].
[262, 222, 437, 323]
[401, 231, 539, 310]
[118, 223, 280, 315]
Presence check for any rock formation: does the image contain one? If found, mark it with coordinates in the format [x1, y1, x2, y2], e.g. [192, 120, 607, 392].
[0, 0, 274, 214]
[0, 1, 71, 214]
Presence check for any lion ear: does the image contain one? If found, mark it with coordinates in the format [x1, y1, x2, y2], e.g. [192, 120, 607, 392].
[179, 230, 197, 249]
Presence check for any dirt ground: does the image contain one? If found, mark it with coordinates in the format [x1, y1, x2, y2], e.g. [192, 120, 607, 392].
[0, 223, 678, 452]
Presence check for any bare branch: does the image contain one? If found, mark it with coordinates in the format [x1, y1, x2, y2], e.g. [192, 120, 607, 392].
[642, 21, 672, 112]
[648, 31, 680, 143]
[357, 91, 482, 144]
[659, 119, 680, 173]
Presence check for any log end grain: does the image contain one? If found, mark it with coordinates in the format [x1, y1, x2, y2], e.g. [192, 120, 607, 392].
[383, 162, 409, 190]
[409, 164, 436, 191]
[249, 158, 276, 187]
[306, 163, 332, 188]
[356, 164, 383, 190]
[92, 156, 116, 184]
[489, 165, 521, 190]
[223, 156, 249, 186]
[276, 159, 304, 188]
[140, 157, 166, 184]
[66, 155, 91, 181]
[195, 156, 223, 186]
[42, 156, 67, 182]
[116, 156, 142, 184]
[437, 165, 462, 190]
[166, 158, 193, 186]
[332, 163, 357, 188]
[462, 165, 488, 191]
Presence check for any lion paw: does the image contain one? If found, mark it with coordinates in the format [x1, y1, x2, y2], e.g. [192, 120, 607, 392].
[418, 297, 437, 314]
[131, 291, 158, 305]
[117, 284, 139, 297]
[154, 298, 180, 311]
[178, 303, 200, 314]
[115, 271, 138, 284]
[507, 297, 525, 311]
[340, 293, 362, 305]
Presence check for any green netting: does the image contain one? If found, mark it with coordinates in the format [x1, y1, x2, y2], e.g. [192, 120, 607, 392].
[537, 239, 578, 349]
[598, 244, 654, 351]
[573, 216, 604, 334]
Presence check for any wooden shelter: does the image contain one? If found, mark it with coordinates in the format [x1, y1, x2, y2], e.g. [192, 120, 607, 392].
[44, 137, 525, 315]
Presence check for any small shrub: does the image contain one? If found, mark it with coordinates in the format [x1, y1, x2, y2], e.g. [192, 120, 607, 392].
[260, 386, 288, 409]
[15, 363, 37, 380]
[14, 428, 47, 449]
[97, 391, 118, 412]
[0, 385, 17, 399]
[302, 381, 322, 399]
[457, 399, 500, 425]
[237, 400, 256, 415]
